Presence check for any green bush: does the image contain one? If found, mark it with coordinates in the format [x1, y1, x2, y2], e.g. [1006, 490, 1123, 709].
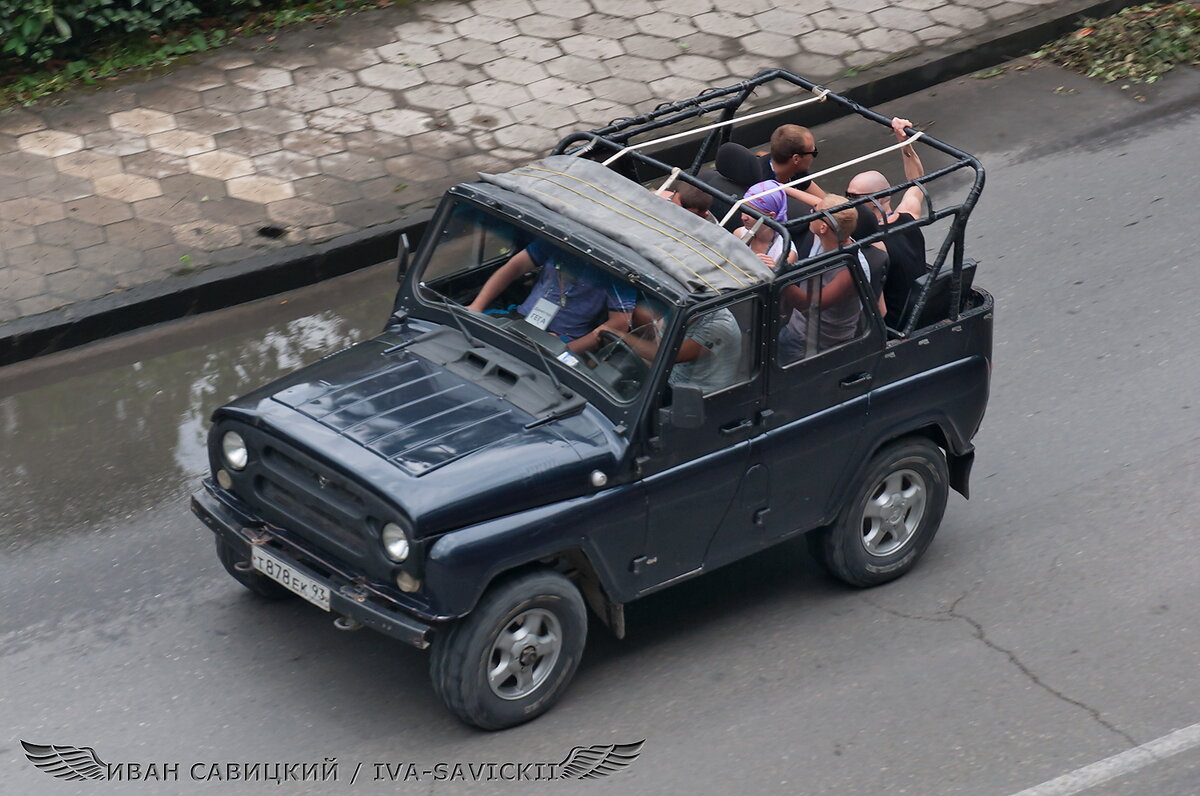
[0, 0, 262, 64]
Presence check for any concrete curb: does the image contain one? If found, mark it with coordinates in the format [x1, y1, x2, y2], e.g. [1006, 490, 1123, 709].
[0, 0, 1130, 367]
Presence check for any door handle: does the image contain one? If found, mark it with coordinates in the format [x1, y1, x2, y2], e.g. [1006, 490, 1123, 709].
[720, 418, 754, 436]
[839, 372, 873, 388]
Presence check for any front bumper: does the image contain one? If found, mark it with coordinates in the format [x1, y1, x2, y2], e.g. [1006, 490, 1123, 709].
[191, 482, 433, 649]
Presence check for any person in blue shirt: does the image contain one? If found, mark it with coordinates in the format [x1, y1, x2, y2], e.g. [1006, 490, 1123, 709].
[467, 239, 635, 353]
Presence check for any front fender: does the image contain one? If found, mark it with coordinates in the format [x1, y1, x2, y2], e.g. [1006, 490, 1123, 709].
[422, 482, 645, 618]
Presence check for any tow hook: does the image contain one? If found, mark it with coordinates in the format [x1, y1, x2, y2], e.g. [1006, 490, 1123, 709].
[334, 617, 363, 632]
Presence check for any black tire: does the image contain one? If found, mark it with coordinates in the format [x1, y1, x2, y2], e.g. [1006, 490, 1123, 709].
[810, 437, 949, 588]
[214, 537, 293, 600]
[430, 570, 587, 730]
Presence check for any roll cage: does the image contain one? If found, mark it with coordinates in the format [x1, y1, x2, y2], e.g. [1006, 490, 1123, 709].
[550, 68, 986, 338]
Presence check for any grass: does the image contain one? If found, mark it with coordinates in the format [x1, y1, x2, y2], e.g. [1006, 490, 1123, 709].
[1032, 1, 1200, 85]
[0, 0, 426, 107]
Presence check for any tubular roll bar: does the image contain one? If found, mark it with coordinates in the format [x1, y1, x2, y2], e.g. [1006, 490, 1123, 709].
[550, 69, 986, 337]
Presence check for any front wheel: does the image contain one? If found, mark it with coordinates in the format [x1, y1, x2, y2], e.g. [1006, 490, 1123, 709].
[810, 437, 949, 587]
[430, 570, 587, 730]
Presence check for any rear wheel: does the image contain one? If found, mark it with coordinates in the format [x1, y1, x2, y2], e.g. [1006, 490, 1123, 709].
[214, 537, 293, 600]
[810, 437, 949, 587]
[430, 570, 587, 730]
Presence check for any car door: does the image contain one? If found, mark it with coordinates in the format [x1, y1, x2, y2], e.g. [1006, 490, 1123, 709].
[633, 294, 765, 593]
[755, 252, 885, 540]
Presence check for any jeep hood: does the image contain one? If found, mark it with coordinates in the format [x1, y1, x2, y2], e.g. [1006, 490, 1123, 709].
[223, 335, 621, 536]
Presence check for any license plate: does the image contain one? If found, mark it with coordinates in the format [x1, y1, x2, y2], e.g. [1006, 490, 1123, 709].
[251, 546, 331, 611]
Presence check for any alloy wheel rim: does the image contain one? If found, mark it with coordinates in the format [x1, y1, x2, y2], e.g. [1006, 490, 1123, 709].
[487, 608, 562, 700]
[860, 468, 927, 557]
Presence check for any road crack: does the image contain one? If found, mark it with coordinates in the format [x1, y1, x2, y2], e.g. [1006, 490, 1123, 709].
[946, 594, 1137, 746]
[864, 590, 1136, 746]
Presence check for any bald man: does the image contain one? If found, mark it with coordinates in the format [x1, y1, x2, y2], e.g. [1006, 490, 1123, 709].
[847, 117, 928, 326]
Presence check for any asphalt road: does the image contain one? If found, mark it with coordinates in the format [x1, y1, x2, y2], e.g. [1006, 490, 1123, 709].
[1, 62, 1198, 796]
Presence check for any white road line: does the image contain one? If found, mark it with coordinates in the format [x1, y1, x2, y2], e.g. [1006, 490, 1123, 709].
[1012, 723, 1200, 796]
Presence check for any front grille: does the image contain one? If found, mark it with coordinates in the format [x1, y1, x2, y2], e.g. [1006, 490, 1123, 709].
[235, 433, 380, 565]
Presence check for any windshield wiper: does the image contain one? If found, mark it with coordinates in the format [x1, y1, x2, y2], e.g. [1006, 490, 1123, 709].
[505, 324, 568, 395]
[427, 288, 482, 348]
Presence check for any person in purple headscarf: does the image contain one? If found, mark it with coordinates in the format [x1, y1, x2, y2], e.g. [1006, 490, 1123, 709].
[734, 180, 797, 268]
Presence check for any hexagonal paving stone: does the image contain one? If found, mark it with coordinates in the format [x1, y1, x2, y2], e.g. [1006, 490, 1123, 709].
[201, 85, 267, 113]
[634, 12, 696, 40]
[494, 123, 557, 151]
[528, 76, 592, 107]
[465, 80, 532, 108]
[294, 175, 364, 205]
[135, 244, 197, 278]
[368, 109, 433, 138]
[93, 174, 163, 203]
[75, 243, 145, 275]
[84, 130, 150, 157]
[343, 131, 412, 160]
[329, 86, 396, 114]
[446, 104, 516, 132]
[871, 6, 937, 30]
[741, 29, 804, 57]
[253, 151, 322, 181]
[391, 20, 458, 46]
[17, 130, 84, 158]
[213, 129, 284, 158]
[134, 85, 204, 114]
[6, 243, 74, 274]
[666, 53, 731, 83]
[229, 66, 295, 92]
[16, 294, 72, 317]
[147, 129, 217, 158]
[672, 0, 716, 14]
[531, 0, 589, 17]
[282, 129, 348, 157]
[357, 63, 425, 92]
[227, 175, 295, 203]
[0, 219, 36, 248]
[0, 152, 54, 181]
[472, 0, 535, 18]
[175, 108, 241, 136]
[308, 107, 370, 135]
[39, 105, 112, 137]
[35, 218, 106, 249]
[293, 66, 358, 93]
[26, 173, 93, 202]
[207, 51, 256, 71]
[318, 152, 387, 182]
[172, 222, 243, 250]
[515, 15, 576, 39]
[187, 150, 255, 180]
[752, 7, 817, 35]
[266, 198, 337, 227]
[104, 219, 175, 249]
[858, 27, 922, 52]
[404, 83, 471, 111]
[121, 151, 190, 180]
[0, 110, 46, 136]
[0, 266, 46, 302]
[333, 199, 399, 228]
[588, 77, 656, 106]
[110, 108, 177, 136]
[508, 100, 578, 130]
[435, 39, 503, 67]
[194, 197, 268, 227]
[812, 7, 874, 32]
[559, 33, 625, 61]
[160, 174, 228, 202]
[53, 150, 123, 180]
[455, 15, 519, 44]
[375, 41, 441, 67]
[239, 107, 307, 134]
[172, 68, 229, 93]
[930, 4, 989, 29]
[65, 196, 134, 226]
[483, 58, 549, 85]
[0, 198, 66, 226]
[693, 10, 757, 37]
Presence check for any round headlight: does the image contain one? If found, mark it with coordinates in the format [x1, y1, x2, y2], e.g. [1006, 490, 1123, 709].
[222, 431, 248, 471]
[382, 522, 410, 562]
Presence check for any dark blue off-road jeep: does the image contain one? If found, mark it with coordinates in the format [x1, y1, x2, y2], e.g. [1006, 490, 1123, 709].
[192, 71, 992, 729]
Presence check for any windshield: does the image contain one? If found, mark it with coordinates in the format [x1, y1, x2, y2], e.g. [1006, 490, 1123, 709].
[417, 201, 676, 402]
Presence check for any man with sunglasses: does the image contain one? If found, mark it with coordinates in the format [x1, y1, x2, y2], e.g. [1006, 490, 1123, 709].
[845, 117, 928, 327]
[703, 123, 825, 224]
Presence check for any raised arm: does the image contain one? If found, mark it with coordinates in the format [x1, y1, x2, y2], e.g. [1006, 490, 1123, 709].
[891, 117, 927, 220]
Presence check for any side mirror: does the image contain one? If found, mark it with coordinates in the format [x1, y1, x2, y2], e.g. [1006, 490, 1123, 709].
[659, 385, 705, 430]
[396, 232, 411, 284]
